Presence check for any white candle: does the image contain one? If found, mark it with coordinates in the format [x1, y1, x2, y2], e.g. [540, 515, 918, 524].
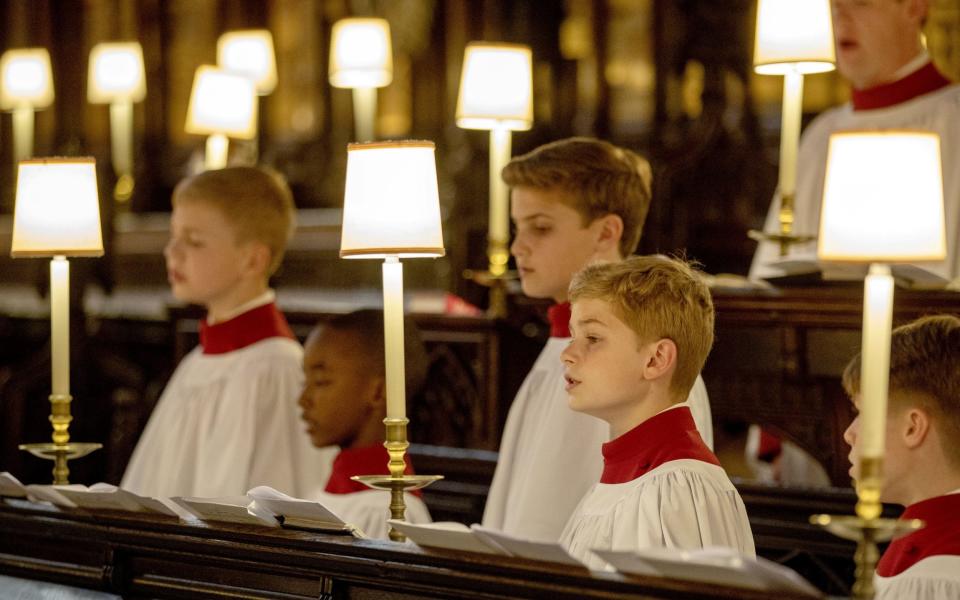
[50, 256, 70, 397]
[205, 133, 229, 171]
[109, 101, 134, 177]
[352, 87, 377, 142]
[12, 106, 34, 163]
[778, 70, 804, 200]
[859, 263, 894, 459]
[382, 257, 406, 420]
[489, 126, 512, 248]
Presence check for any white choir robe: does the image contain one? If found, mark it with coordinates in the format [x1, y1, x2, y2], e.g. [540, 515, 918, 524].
[750, 56, 960, 281]
[122, 336, 335, 499]
[312, 489, 431, 540]
[874, 491, 960, 600]
[483, 336, 714, 542]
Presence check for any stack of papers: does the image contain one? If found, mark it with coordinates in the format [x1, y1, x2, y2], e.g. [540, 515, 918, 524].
[0, 472, 27, 498]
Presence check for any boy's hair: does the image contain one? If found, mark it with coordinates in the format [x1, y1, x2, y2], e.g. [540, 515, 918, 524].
[568, 255, 714, 399]
[842, 314, 960, 467]
[172, 166, 296, 275]
[324, 309, 430, 400]
[501, 137, 653, 257]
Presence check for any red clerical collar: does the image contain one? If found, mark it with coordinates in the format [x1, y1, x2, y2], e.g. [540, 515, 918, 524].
[324, 444, 416, 495]
[198, 302, 295, 355]
[600, 406, 719, 484]
[877, 493, 960, 577]
[548, 302, 572, 338]
[851, 62, 951, 111]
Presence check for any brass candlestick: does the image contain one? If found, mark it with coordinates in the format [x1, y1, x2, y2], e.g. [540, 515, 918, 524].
[20, 393, 101, 485]
[748, 192, 817, 256]
[463, 237, 517, 318]
[352, 417, 443, 542]
[811, 457, 923, 599]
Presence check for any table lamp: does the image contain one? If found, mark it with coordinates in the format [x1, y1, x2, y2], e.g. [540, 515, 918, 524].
[811, 131, 945, 599]
[340, 140, 444, 541]
[455, 42, 532, 315]
[749, 0, 835, 255]
[329, 18, 392, 143]
[88, 42, 146, 202]
[217, 30, 278, 96]
[185, 65, 258, 171]
[1, 48, 55, 164]
[11, 158, 105, 484]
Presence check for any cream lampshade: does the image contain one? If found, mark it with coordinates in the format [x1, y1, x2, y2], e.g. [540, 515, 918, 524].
[455, 42, 533, 131]
[754, 0, 835, 75]
[339, 140, 445, 540]
[185, 66, 258, 170]
[87, 42, 146, 104]
[12, 158, 104, 257]
[10, 157, 104, 484]
[329, 18, 393, 89]
[217, 30, 278, 95]
[1, 48, 55, 110]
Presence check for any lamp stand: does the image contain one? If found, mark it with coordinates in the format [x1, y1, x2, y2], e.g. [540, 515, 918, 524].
[18, 257, 101, 484]
[12, 106, 34, 164]
[748, 70, 815, 255]
[352, 87, 377, 142]
[352, 257, 442, 541]
[109, 101, 135, 204]
[205, 133, 229, 171]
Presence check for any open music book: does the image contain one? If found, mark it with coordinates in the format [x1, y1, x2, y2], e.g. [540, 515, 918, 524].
[386, 520, 584, 566]
[595, 547, 820, 597]
[761, 258, 951, 290]
[0, 472, 28, 498]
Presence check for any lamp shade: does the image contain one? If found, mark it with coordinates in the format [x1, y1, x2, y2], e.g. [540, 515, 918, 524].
[1, 48, 55, 110]
[456, 42, 533, 131]
[754, 0, 835, 75]
[184, 65, 258, 139]
[340, 141, 445, 259]
[217, 30, 278, 95]
[329, 18, 393, 89]
[87, 42, 146, 104]
[11, 158, 103, 258]
[818, 131, 945, 262]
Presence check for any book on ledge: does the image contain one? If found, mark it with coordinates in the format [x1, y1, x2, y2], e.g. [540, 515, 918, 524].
[594, 547, 820, 597]
[247, 486, 364, 537]
[760, 258, 951, 290]
[386, 520, 585, 566]
[0, 472, 27, 498]
[17, 481, 184, 518]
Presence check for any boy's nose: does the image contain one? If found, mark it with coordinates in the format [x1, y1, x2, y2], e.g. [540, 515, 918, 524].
[560, 342, 576, 364]
[509, 235, 526, 258]
[842, 417, 857, 447]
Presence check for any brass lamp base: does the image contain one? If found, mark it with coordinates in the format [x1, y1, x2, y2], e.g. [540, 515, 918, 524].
[351, 475, 443, 542]
[114, 173, 135, 203]
[748, 229, 817, 257]
[19, 442, 102, 485]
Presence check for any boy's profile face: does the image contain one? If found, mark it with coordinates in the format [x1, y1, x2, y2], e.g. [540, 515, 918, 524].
[831, 0, 922, 89]
[561, 298, 651, 428]
[298, 327, 380, 449]
[165, 201, 254, 308]
[510, 186, 605, 303]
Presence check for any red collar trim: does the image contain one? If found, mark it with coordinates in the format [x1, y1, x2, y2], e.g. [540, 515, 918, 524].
[324, 444, 417, 495]
[198, 302, 295, 355]
[600, 406, 719, 484]
[877, 493, 960, 576]
[548, 302, 571, 338]
[851, 62, 951, 111]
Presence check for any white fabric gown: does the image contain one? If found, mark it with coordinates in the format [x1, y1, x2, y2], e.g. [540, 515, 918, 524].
[560, 458, 755, 570]
[122, 338, 335, 498]
[482, 337, 714, 542]
[750, 80, 960, 281]
[875, 556, 960, 600]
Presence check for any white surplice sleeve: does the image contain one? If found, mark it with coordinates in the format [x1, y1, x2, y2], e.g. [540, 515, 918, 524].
[876, 556, 960, 600]
[560, 459, 755, 571]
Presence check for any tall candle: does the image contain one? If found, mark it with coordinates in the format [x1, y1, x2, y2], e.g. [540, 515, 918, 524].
[778, 70, 804, 200]
[50, 257, 70, 396]
[352, 87, 377, 142]
[859, 264, 894, 459]
[489, 126, 512, 251]
[205, 133, 229, 171]
[382, 257, 406, 420]
[109, 101, 133, 176]
[12, 106, 34, 163]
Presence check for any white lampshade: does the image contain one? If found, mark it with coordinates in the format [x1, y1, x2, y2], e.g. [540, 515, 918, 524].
[754, 0, 835, 75]
[456, 42, 533, 131]
[87, 42, 146, 104]
[1, 48, 55, 110]
[217, 30, 278, 95]
[340, 141, 445, 259]
[329, 18, 393, 89]
[11, 158, 103, 257]
[184, 65, 258, 139]
[818, 131, 945, 262]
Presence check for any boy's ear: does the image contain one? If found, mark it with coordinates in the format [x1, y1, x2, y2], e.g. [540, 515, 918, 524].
[593, 214, 624, 255]
[242, 241, 272, 278]
[367, 375, 387, 411]
[901, 407, 932, 450]
[642, 338, 677, 381]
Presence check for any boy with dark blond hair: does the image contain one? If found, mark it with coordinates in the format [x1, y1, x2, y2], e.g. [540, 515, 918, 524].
[123, 166, 334, 498]
[483, 138, 713, 541]
[842, 315, 960, 599]
[558, 256, 752, 569]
